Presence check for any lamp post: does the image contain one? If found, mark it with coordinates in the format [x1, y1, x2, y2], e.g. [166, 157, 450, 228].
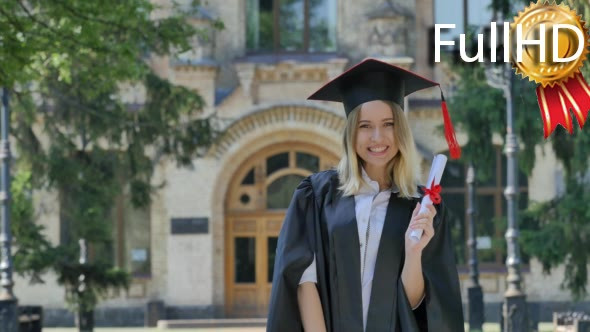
[0, 87, 18, 331]
[77, 238, 94, 332]
[484, 61, 528, 332]
[466, 164, 484, 331]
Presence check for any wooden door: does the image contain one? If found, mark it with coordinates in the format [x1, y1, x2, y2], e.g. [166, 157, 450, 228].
[224, 143, 338, 317]
[225, 214, 283, 317]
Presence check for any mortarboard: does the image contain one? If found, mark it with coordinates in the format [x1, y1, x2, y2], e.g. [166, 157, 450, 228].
[307, 58, 461, 159]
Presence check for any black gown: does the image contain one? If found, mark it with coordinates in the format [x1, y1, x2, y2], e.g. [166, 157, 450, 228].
[267, 169, 464, 332]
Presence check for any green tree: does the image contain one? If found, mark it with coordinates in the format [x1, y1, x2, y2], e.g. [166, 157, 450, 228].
[445, 50, 541, 267]
[449, 65, 543, 178]
[449, 0, 590, 300]
[1, 0, 222, 326]
[11, 170, 57, 283]
[520, 0, 590, 301]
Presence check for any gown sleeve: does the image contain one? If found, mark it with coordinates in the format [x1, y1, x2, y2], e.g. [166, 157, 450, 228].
[267, 176, 317, 332]
[420, 200, 465, 332]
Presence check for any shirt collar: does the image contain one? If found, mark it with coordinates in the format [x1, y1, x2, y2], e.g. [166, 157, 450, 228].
[360, 167, 396, 195]
[359, 167, 420, 198]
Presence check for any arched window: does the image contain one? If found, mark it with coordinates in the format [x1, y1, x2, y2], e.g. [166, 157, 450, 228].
[440, 147, 529, 268]
[267, 174, 306, 209]
[227, 145, 336, 212]
[246, 0, 337, 53]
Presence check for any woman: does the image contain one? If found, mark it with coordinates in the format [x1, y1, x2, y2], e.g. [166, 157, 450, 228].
[267, 58, 464, 332]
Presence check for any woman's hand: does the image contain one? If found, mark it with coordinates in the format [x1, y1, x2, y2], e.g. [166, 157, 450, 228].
[404, 202, 436, 256]
[401, 202, 435, 308]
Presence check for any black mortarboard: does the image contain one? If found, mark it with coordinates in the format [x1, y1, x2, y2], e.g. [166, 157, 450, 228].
[308, 58, 438, 115]
[307, 58, 461, 159]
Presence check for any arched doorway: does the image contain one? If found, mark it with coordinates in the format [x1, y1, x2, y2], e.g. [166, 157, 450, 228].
[224, 142, 338, 317]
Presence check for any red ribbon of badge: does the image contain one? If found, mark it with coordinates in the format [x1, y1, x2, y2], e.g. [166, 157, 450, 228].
[424, 179, 442, 204]
[536, 72, 590, 138]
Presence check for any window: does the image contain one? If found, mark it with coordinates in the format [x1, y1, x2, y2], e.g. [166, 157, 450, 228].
[441, 148, 529, 268]
[267, 174, 306, 208]
[246, 0, 337, 53]
[235, 237, 256, 283]
[58, 155, 152, 279]
[241, 168, 255, 185]
[227, 146, 338, 212]
[266, 152, 289, 175]
[116, 195, 151, 277]
[296, 152, 319, 173]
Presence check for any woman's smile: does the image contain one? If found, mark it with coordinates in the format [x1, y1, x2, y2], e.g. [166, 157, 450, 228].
[367, 145, 389, 155]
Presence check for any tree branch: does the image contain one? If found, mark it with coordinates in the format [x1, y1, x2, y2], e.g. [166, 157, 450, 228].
[15, 0, 113, 54]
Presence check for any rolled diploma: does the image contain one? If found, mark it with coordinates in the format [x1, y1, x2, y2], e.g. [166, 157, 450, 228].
[409, 154, 448, 242]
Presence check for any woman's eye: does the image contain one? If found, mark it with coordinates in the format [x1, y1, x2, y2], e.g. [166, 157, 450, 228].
[359, 124, 370, 128]
[385, 122, 394, 127]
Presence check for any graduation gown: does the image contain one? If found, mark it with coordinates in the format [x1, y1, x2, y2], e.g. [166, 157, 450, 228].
[267, 169, 464, 332]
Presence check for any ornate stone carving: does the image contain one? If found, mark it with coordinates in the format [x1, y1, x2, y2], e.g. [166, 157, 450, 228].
[235, 62, 256, 98]
[257, 62, 328, 83]
[234, 58, 347, 101]
[325, 59, 349, 80]
[177, 7, 216, 64]
[366, 1, 415, 58]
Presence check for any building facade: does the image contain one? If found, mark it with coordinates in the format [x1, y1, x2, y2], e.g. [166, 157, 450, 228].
[15, 0, 589, 326]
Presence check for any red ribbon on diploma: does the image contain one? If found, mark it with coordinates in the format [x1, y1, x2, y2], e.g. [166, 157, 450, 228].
[424, 179, 442, 205]
[536, 73, 590, 138]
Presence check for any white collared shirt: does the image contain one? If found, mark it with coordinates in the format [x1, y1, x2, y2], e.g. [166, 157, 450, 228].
[354, 168, 393, 329]
[298, 169, 422, 330]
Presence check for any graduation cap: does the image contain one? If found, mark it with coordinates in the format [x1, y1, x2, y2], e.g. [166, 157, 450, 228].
[307, 58, 461, 159]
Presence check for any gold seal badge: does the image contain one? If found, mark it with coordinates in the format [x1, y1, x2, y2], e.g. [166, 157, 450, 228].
[511, 1, 589, 87]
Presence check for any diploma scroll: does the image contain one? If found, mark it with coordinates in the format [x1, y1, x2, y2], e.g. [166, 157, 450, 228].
[409, 154, 447, 242]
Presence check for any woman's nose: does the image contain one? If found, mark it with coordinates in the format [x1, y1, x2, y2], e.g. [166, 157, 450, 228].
[371, 128, 382, 141]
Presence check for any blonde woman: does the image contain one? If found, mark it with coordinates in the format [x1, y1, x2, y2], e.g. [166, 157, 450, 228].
[267, 58, 464, 332]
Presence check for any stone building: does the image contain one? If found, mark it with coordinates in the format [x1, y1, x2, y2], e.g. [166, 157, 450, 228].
[15, 0, 588, 326]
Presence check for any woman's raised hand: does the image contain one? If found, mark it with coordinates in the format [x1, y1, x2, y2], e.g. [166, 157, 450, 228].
[404, 202, 436, 256]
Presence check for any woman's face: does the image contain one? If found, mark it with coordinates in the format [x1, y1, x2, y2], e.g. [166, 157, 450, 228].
[354, 100, 400, 170]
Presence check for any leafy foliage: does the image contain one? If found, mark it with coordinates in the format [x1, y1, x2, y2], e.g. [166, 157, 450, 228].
[450, 0, 590, 300]
[2, 0, 223, 317]
[448, 64, 504, 181]
[519, 0, 590, 300]
[447, 62, 542, 182]
[0, 0, 223, 87]
[11, 170, 56, 283]
[58, 262, 130, 313]
[521, 178, 590, 300]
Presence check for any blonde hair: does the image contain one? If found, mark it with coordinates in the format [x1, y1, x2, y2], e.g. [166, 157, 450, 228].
[337, 101, 421, 198]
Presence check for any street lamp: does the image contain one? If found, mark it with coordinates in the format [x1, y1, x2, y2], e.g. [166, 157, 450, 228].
[466, 164, 484, 331]
[483, 58, 529, 332]
[0, 87, 18, 331]
[461, 3, 484, 328]
[77, 238, 93, 332]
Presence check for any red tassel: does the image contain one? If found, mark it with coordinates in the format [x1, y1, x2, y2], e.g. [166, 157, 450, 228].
[440, 91, 461, 159]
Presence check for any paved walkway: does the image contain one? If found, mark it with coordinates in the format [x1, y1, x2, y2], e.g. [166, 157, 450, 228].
[45, 329, 264, 332]
[45, 322, 555, 332]
[45, 329, 263, 332]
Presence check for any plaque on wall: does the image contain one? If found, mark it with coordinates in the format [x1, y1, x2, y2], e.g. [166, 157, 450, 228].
[131, 248, 148, 261]
[171, 217, 209, 234]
